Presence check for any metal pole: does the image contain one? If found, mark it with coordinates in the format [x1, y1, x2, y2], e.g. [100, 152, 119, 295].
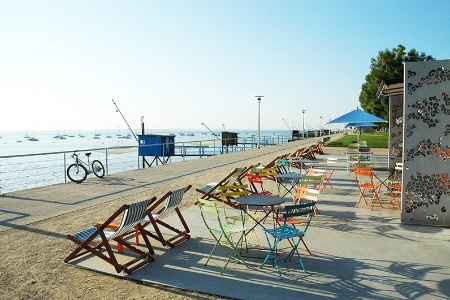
[302, 110, 306, 140]
[255, 96, 264, 148]
[320, 116, 322, 137]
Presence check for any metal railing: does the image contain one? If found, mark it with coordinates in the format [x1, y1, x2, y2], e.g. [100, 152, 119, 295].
[0, 134, 293, 194]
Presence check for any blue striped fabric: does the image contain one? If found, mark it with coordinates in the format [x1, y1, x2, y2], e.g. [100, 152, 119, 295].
[149, 186, 187, 220]
[109, 198, 152, 240]
[71, 198, 152, 242]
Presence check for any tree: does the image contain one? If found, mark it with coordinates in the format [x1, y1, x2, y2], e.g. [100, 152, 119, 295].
[359, 44, 434, 122]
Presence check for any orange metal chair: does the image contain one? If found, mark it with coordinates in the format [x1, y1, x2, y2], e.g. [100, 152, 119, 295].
[354, 167, 382, 210]
[386, 183, 402, 211]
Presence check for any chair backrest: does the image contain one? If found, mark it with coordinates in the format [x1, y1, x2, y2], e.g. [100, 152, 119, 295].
[226, 167, 245, 185]
[300, 175, 324, 190]
[354, 167, 375, 184]
[154, 186, 190, 219]
[294, 186, 320, 205]
[110, 198, 153, 240]
[247, 173, 263, 193]
[219, 184, 249, 198]
[197, 198, 221, 230]
[282, 202, 316, 231]
[354, 162, 374, 169]
[277, 158, 291, 173]
[325, 158, 338, 173]
[258, 167, 278, 178]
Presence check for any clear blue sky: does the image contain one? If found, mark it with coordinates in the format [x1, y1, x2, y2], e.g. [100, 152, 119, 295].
[1, 0, 449, 132]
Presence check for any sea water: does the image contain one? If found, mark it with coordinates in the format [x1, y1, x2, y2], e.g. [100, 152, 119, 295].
[0, 129, 291, 193]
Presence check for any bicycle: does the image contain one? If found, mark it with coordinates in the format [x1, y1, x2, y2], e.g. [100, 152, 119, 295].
[67, 151, 105, 183]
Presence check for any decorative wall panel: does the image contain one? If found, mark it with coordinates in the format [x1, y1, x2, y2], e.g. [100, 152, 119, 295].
[402, 60, 450, 226]
[388, 95, 403, 171]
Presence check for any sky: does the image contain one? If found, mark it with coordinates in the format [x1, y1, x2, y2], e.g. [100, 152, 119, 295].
[1, 0, 449, 133]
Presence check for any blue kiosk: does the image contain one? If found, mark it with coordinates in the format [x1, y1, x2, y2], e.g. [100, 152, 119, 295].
[138, 134, 175, 167]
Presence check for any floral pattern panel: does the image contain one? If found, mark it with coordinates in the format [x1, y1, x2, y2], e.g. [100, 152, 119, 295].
[389, 95, 403, 172]
[403, 60, 450, 226]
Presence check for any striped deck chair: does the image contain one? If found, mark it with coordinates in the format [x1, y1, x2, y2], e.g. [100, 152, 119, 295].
[139, 185, 192, 248]
[64, 198, 156, 274]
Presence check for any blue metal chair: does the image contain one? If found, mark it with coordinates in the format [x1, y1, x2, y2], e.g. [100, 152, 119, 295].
[260, 202, 315, 279]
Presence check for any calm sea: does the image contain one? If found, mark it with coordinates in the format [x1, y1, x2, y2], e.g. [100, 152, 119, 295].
[0, 129, 291, 194]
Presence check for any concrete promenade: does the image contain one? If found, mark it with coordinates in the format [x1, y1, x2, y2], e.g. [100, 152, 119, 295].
[1, 136, 449, 299]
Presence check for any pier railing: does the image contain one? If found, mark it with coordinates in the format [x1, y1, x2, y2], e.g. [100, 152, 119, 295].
[0, 134, 293, 194]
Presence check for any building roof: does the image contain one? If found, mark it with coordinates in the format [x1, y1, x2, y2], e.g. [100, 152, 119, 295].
[376, 77, 404, 98]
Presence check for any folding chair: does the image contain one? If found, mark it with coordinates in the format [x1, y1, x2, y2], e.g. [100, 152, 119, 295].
[354, 167, 382, 210]
[386, 183, 402, 211]
[65, 198, 156, 274]
[140, 185, 192, 247]
[321, 157, 337, 189]
[197, 198, 250, 275]
[260, 202, 316, 279]
[272, 186, 317, 256]
[219, 183, 260, 247]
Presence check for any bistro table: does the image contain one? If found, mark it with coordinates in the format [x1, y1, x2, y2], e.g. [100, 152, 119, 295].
[236, 194, 285, 232]
[275, 173, 303, 197]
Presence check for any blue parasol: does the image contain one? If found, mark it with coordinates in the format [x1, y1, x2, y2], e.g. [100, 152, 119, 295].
[327, 108, 386, 125]
[327, 108, 386, 160]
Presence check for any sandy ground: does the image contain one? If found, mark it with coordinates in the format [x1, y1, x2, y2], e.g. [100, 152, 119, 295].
[0, 146, 387, 299]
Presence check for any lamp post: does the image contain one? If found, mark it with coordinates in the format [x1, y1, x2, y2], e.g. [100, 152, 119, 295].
[302, 110, 306, 140]
[320, 116, 322, 137]
[255, 96, 264, 148]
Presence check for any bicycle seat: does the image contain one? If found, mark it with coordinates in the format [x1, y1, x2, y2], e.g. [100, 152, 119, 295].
[85, 153, 92, 157]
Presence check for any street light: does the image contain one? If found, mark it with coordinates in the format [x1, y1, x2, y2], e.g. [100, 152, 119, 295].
[255, 96, 264, 148]
[302, 110, 306, 140]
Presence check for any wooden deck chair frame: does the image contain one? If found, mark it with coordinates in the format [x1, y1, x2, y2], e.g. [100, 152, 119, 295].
[264, 153, 290, 169]
[65, 198, 156, 274]
[312, 142, 324, 155]
[260, 202, 316, 279]
[197, 198, 250, 275]
[354, 167, 382, 210]
[196, 165, 255, 208]
[140, 185, 192, 247]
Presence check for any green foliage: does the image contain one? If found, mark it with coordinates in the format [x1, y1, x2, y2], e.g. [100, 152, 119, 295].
[359, 44, 434, 122]
[327, 131, 389, 148]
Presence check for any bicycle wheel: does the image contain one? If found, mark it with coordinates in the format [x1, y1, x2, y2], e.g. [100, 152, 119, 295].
[67, 163, 88, 183]
[92, 160, 105, 178]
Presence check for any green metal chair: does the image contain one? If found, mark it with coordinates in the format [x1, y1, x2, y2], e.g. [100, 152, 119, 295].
[197, 198, 250, 275]
[260, 202, 315, 279]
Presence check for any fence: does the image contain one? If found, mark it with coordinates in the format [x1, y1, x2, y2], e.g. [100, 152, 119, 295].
[0, 134, 291, 194]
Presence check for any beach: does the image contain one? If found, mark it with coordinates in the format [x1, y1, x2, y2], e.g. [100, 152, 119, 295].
[0, 142, 393, 299]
